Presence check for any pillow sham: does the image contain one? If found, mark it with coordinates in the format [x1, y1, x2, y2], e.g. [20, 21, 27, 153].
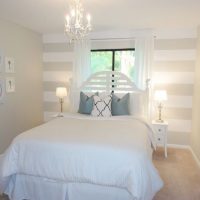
[111, 93, 130, 116]
[91, 95, 112, 117]
[78, 91, 98, 114]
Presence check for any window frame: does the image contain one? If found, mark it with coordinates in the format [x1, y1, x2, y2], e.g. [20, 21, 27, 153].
[91, 48, 135, 72]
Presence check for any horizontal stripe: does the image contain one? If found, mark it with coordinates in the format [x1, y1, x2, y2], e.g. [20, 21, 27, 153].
[164, 107, 192, 120]
[43, 52, 74, 62]
[154, 49, 196, 61]
[154, 84, 193, 96]
[153, 107, 191, 120]
[43, 43, 74, 52]
[153, 61, 195, 72]
[154, 28, 197, 39]
[155, 38, 196, 50]
[43, 62, 73, 71]
[44, 92, 57, 102]
[91, 40, 135, 50]
[44, 102, 59, 111]
[167, 119, 192, 133]
[43, 82, 70, 91]
[44, 91, 69, 102]
[153, 72, 194, 84]
[167, 131, 190, 145]
[44, 102, 69, 112]
[43, 71, 72, 82]
[165, 95, 192, 108]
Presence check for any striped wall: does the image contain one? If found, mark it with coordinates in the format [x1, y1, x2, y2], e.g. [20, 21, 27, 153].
[43, 41, 74, 121]
[153, 31, 196, 145]
[43, 29, 197, 145]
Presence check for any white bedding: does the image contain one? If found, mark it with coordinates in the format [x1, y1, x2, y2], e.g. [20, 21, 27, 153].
[0, 114, 163, 200]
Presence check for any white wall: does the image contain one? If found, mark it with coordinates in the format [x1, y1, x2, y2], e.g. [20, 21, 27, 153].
[0, 19, 43, 153]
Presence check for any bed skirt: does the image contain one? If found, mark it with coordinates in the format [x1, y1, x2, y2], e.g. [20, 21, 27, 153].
[4, 174, 133, 200]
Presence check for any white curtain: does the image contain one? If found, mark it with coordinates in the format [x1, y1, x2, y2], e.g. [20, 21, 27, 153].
[70, 39, 91, 111]
[134, 36, 154, 90]
[73, 39, 91, 88]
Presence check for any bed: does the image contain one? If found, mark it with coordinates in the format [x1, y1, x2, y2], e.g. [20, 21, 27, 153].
[0, 71, 163, 200]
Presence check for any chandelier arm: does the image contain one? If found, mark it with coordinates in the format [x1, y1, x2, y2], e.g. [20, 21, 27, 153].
[65, 0, 92, 41]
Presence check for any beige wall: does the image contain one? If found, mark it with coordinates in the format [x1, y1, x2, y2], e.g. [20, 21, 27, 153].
[191, 26, 200, 159]
[0, 19, 43, 153]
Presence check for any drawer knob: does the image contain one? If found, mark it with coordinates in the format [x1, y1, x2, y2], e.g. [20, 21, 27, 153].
[158, 129, 161, 132]
[158, 138, 161, 141]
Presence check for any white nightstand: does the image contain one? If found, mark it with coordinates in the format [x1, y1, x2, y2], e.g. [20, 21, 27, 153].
[152, 120, 168, 158]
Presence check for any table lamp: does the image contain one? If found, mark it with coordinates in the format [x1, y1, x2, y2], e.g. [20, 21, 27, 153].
[154, 90, 168, 122]
[56, 87, 67, 116]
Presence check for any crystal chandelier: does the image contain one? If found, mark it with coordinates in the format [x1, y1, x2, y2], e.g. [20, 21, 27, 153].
[65, 0, 92, 42]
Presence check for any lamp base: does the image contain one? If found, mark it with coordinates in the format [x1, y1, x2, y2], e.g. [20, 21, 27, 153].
[56, 113, 64, 117]
[156, 119, 164, 123]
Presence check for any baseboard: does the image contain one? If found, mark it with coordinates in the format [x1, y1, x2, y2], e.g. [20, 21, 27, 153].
[167, 144, 190, 149]
[189, 147, 200, 168]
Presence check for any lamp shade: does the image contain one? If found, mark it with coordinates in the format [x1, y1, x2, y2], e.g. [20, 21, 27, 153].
[56, 87, 67, 98]
[154, 90, 168, 102]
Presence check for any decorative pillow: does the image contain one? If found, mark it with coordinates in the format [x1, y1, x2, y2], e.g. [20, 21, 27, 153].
[91, 95, 112, 117]
[111, 93, 130, 116]
[78, 91, 98, 114]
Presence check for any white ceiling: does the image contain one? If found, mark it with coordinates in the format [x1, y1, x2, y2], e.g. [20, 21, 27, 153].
[0, 0, 200, 34]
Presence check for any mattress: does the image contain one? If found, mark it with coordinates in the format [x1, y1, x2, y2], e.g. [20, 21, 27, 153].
[0, 114, 163, 200]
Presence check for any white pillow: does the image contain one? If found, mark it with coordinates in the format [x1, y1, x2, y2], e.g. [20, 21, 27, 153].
[91, 95, 112, 117]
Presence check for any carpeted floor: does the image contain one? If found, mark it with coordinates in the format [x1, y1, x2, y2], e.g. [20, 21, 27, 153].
[153, 148, 200, 200]
[1, 148, 200, 200]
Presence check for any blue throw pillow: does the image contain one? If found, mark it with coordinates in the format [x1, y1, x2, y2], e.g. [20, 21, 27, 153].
[111, 93, 130, 116]
[78, 92, 98, 114]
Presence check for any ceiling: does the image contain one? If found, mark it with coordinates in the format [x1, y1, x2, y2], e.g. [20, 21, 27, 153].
[0, 0, 200, 34]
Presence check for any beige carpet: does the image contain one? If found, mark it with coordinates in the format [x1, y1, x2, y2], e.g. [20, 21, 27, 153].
[1, 148, 200, 200]
[153, 148, 200, 200]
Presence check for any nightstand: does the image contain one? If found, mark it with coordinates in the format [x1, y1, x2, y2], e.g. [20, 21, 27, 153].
[152, 120, 168, 158]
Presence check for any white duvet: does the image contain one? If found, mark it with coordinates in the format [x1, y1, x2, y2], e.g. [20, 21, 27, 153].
[0, 115, 163, 200]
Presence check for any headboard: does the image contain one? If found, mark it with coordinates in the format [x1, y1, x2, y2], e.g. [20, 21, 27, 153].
[70, 71, 151, 119]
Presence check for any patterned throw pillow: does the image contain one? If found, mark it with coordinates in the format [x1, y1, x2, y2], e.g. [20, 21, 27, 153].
[91, 95, 112, 117]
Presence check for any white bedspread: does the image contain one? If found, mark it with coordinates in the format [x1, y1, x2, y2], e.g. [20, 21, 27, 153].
[0, 115, 163, 200]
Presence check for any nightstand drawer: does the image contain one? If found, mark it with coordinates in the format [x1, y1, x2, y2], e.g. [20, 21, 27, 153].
[155, 125, 166, 134]
[152, 120, 168, 158]
[156, 132, 164, 144]
[152, 123, 168, 145]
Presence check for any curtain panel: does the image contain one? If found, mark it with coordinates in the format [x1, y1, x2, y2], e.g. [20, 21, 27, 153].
[134, 36, 154, 90]
[70, 39, 91, 111]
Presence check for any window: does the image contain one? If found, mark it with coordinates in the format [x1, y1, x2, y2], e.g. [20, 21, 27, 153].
[91, 49, 135, 80]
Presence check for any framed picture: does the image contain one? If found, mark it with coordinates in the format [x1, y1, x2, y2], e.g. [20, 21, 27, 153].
[5, 57, 15, 73]
[0, 79, 5, 103]
[6, 77, 15, 93]
[0, 50, 3, 73]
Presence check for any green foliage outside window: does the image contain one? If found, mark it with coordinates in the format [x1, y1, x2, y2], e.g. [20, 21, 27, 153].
[91, 51, 112, 73]
[91, 50, 135, 80]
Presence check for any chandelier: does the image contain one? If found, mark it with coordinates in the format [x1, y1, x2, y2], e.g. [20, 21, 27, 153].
[65, 0, 92, 42]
